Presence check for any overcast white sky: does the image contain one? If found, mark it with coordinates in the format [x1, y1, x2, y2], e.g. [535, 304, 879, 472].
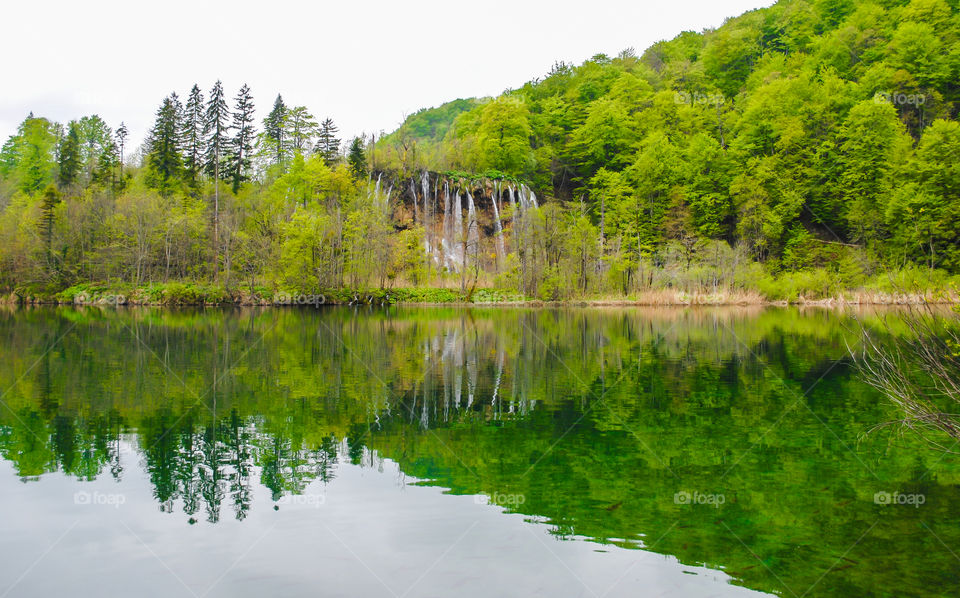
[0, 0, 773, 149]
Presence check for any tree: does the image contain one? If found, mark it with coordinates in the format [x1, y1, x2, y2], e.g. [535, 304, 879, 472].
[471, 97, 535, 177]
[182, 84, 206, 189]
[838, 100, 911, 244]
[286, 106, 318, 154]
[229, 84, 256, 194]
[263, 94, 288, 166]
[91, 140, 119, 191]
[76, 115, 113, 182]
[145, 94, 183, 195]
[57, 121, 82, 189]
[347, 137, 367, 179]
[115, 122, 128, 177]
[569, 98, 634, 176]
[0, 114, 59, 194]
[38, 184, 61, 275]
[203, 80, 230, 182]
[315, 118, 341, 165]
[204, 80, 231, 263]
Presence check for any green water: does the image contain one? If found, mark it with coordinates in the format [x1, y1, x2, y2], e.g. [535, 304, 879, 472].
[0, 306, 957, 597]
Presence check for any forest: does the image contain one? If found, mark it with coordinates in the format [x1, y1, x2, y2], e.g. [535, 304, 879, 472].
[2, 0, 959, 302]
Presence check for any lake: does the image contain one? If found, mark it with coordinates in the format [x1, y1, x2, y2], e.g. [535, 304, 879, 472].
[0, 305, 956, 597]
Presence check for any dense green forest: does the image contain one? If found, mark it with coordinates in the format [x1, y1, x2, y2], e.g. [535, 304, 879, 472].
[3, 0, 960, 302]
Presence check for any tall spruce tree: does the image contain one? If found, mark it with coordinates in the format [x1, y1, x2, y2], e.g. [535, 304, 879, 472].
[91, 140, 119, 191]
[145, 94, 183, 195]
[203, 80, 230, 182]
[315, 118, 341, 165]
[182, 84, 206, 190]
[229, 84, 256, 194]
[204, 80, 230, 268]
[263, 94, 288, 166]
[38, 184, 61, 275]
[347, 136, 367, 179]
[57, 121, 82, 188]
[114, 122, 128, 177]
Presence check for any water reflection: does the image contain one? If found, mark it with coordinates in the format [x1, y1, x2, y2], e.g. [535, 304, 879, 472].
[0, 306, 957, 596]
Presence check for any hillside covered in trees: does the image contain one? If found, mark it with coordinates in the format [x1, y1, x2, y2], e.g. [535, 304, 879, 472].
[2, 0, 960, 302]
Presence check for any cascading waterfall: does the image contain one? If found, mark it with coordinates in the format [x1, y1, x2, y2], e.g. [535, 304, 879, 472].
[466, 188, 479, 267]
[409, 178, 420, 224]
[491, 181, 505, 265]
[441, 181, 456, 271]
[453, 185, 464, 267]
[420, 170, 430, 228]
[395, 173, 543, 274]
[431, 176, 440, 264]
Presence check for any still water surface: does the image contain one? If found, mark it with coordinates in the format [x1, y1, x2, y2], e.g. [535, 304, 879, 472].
[0, 306, 957, 597]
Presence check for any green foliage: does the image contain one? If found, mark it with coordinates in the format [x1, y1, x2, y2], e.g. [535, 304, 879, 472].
[3, 0, 960, 301]
[0, 115, 59, 194]
[57, 122, 82, 188]
[347, 137, 367, 179]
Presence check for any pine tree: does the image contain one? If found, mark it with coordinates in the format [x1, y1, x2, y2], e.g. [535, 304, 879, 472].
[229, 84, 256, 194]
[91, 140, 119, 191]
[204, 80, 230, 275]
[203, 80, 230, 182]
[145, 93, 183, 195]
[347, 136, 367, 179]
[182, 84, 206, 189]
[114, 122, 128, 177]
[263, 94, 288, 166]
[57, 121, 82, 188]
[315, 118, 341, 165]
[39, 184, 61, 274]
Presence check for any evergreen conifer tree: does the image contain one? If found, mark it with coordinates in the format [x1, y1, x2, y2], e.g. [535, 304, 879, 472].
[229, 84, 256, 193]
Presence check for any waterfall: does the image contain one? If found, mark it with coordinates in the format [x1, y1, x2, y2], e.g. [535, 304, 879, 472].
[420, 171, 430, 227]
[466, 188, 478, 267]
[441, 181, 460, 271]
[430, 175, 439, 264]
[453, 185, 464, 268]
[491, 180, 505, 264]
[409, 178, 419, 224]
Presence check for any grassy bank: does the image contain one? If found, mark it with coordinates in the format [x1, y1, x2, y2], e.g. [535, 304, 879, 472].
[2, 276, 958, 307]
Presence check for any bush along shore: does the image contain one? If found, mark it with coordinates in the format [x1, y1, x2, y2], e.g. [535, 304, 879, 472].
[2, 280, 958, 307]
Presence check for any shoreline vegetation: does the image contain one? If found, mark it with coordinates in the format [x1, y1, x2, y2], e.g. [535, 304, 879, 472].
[4, 1, 960, 307]
[4, 280, 958, 307]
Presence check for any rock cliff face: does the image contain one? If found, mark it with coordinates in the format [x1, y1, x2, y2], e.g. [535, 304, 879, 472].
[375, 170, 540, 273]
